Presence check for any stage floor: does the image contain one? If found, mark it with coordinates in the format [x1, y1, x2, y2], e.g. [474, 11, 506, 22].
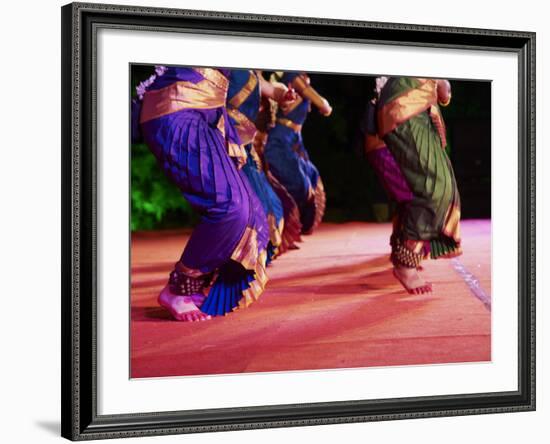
[130, 220, 491, 378]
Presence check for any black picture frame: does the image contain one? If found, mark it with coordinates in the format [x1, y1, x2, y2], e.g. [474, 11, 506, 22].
[61, 2, 536, 440]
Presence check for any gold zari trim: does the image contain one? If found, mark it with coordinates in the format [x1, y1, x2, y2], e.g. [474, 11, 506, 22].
[378, 79, 438, 137]
[229, 226, 269, 310]
[429, 105, 448, 148]
[228, 71, 258, 109]
[277, 117, 302, 133]
[227, 142, 247, 168]
[194, 67, 229, 91]
[312, 178, 326, 232]
[249, 146, 263, 171]
[238, 249, 268, 309]
[227, 107, 257, 145]
[217, 112, 226, 136]
[267, 213, 283, 248]
[442, 203, 461, 242]
[140, 78, 226, 123]
[231, 226, 259, 270]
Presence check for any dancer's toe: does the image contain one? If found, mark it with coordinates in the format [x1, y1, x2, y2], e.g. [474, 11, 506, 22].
[393, 266, 431, 296]
[175, 312, 190, 322]
[158, 286, 212, 322]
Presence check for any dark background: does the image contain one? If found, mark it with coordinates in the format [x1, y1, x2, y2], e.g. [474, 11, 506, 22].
[130, 67, 491, 231]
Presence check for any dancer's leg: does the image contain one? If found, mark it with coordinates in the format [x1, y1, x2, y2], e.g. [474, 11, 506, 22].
[390, 237, 432, 294]
[157, 267, 212, 322]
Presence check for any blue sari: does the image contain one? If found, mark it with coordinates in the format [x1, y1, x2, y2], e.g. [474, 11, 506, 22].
[227, 69, 285, 262]
[263, 72, 325, 233]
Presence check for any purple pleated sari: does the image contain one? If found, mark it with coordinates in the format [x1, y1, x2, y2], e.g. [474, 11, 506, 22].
[138, 67, 269, 315]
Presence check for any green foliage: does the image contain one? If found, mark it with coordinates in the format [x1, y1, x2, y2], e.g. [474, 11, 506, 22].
[131, 143, 195, 231]
[131, 66, 199, 231]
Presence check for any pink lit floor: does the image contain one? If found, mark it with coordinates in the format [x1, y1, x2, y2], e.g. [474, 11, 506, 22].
[130, 220, 491, 378]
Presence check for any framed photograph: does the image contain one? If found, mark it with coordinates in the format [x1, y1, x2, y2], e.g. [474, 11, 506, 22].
[61, 2, 535, 440]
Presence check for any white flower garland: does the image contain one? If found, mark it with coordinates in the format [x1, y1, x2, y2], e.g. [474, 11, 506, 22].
[135, 65, 167, 100]
[374, 76, 389, 98]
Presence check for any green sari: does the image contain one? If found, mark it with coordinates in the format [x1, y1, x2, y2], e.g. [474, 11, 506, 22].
[377, 77, 461, 260]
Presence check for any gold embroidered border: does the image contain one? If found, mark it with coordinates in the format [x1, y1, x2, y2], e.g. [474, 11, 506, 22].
[238, 249, 268, 309]
[217, 113, 226, 137]
[230, 226, 259, 271]
[248, 146, 263, 171]
[227, 108, 257, 145]
[267, 213, 283, 247]
[140, 79, 226, 123]
[227, 142, 247, 168]
[377, 79, 438, 137]
[194, 67, 229, 91]
[442, 203, 461, 242]
[229, 226, 270, 310]
[228, 71, 258, 109]
[312, 178, 326, 231]
[277, 117, 302, 133]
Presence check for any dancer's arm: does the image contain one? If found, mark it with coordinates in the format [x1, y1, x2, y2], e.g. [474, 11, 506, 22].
[436, 79, 452, 107]
[290, 74, 332, 116]
[257, 71, 296, 105]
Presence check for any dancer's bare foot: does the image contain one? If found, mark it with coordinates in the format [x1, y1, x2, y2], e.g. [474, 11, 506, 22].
[392, 266, 432, 294]
[158, 286, 211, 322]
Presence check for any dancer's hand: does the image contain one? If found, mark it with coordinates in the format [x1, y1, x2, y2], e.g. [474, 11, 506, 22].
[277, 85, 300, 114]
[273, 82, 297, 105]
[317, 98, 332, 116]
[258, 73, 296, 105]
[282, 84, 298, 103]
